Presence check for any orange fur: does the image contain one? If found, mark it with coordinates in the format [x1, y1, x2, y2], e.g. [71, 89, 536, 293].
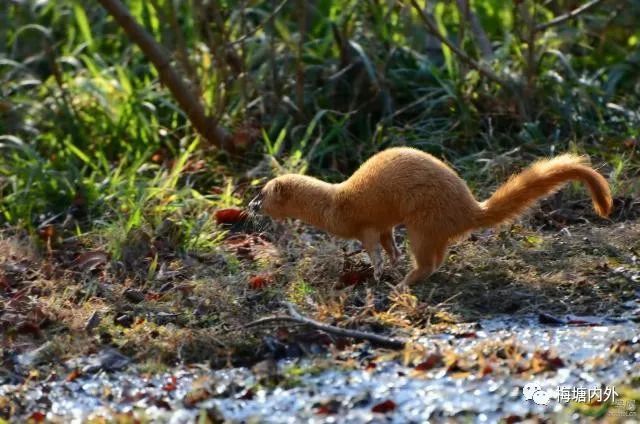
[250, 147, 612, 285]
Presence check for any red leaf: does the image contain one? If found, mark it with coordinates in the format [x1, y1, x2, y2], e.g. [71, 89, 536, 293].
[38, 225, 55, 242]
[480, 364, 494, 377]
[145, 292, 162, 301]
[415, 353, 443, 371]
[215, 208, 248, 224]
[16, 321, 41, 336]
[66, 369, 82, 382]
[339, 269, 372, 287]
[163, 376, 177, 391]
[0, 275, 9, 291]
[314, 399, 341, 415]
[151, 148, 167, 163]
[371, 399, 396, 413]
[29, 411, 46, 422]
[249, 274, 273, 290]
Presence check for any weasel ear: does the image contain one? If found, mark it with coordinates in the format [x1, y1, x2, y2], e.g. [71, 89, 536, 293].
[270, 179, 289, 201]
[272, 180, 283, 194]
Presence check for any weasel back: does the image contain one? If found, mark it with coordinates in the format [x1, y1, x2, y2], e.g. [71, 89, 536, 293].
[336, 147, 480, 233]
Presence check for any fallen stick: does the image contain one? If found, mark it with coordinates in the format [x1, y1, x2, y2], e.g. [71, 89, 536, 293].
[245, 302, 406, 350]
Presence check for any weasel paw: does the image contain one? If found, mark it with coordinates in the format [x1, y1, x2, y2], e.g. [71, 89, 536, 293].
[373, 264, 384, 281]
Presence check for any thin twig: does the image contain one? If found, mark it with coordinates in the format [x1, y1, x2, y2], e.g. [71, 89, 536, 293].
[148, 0, 200, 92]
[227, 0, 291, 47]
[535, 0, 605, 32]
[245, 302, 407, 350]
[406, 0, 512, 89]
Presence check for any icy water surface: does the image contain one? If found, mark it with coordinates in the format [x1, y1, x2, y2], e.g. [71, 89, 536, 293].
[2, 315, 639, 423]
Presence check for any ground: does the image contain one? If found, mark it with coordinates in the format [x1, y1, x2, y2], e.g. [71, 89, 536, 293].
[1, 194, 639, 421]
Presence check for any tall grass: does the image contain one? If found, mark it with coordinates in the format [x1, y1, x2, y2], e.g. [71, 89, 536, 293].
[1, 0, 639, 244]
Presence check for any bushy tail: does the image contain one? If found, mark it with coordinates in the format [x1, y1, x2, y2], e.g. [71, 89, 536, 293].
[476, 154, 612, 228]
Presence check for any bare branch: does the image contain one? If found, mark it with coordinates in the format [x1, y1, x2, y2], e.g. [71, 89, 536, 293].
[407, 0, 512, 89]
[455, 0, 493, 60]
[227, 0, 291, 47]
[536, 0, 605, 32]
[246, 302, 407, 350]
[97, 0, 232, 150]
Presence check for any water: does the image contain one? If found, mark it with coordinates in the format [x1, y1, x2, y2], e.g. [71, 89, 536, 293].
[2, 315, 639, 423]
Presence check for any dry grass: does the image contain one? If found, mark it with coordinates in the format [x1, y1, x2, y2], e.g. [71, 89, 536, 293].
[1, 208, 639, 371]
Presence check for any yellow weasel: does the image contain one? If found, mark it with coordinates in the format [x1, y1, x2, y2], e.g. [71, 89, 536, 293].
[249, 147, 612, 286]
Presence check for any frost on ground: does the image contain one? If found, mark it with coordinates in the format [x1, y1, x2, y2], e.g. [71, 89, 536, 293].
[1, 315, 639, 423]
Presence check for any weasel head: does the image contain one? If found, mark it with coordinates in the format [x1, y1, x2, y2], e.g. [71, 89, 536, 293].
[249, 175, 298, 220]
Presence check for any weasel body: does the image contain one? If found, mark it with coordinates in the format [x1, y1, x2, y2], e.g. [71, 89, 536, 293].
[250, 147, 612, 285]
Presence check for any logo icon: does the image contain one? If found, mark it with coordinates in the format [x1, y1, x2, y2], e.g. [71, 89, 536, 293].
[523, 383, 551, 405]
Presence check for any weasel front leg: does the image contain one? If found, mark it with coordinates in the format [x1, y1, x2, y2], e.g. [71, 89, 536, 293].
[360, 230, 384, 281]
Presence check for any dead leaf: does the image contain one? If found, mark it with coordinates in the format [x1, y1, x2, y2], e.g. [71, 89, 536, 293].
[37, 225, 55, 242]
[504, 414, 524, 424]
[145, 291, 162, 301]
[414, 353, 443, 371]
[73, 251, 108, 272]
[530, 350, 564, 373]
[223, 234, 279, 263]
[29, 411, 46, 422]
[114, 314, 133, 328]
[66, 369, 81, 382]
[183, 387, 212, 407]
[184, 159, 206, 172]
[163, 376, 177, 391]
[314, 399, 341, 415]
[566, 315, 603, 326]
[237, 388, 254, 400]
[454, 331, 477, 339]
[84, 311, 101, 334]
[214, 208, 247, 224]
[339, 269, 372, 287]
[371, 399, 396, 413]
[151, 147, 168, 163]
[538, 312, 565, 325]
[16, 321, 41, 337]
[623, 138, 637, 149]
[249, 274, 274, 290]
[124, 288, 145, 304]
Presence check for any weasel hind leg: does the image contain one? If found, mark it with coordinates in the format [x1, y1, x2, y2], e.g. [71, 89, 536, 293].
[401, 226, 447, 286]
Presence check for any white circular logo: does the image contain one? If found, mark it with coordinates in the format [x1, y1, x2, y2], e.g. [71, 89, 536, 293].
[522, 383, 551, 405]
